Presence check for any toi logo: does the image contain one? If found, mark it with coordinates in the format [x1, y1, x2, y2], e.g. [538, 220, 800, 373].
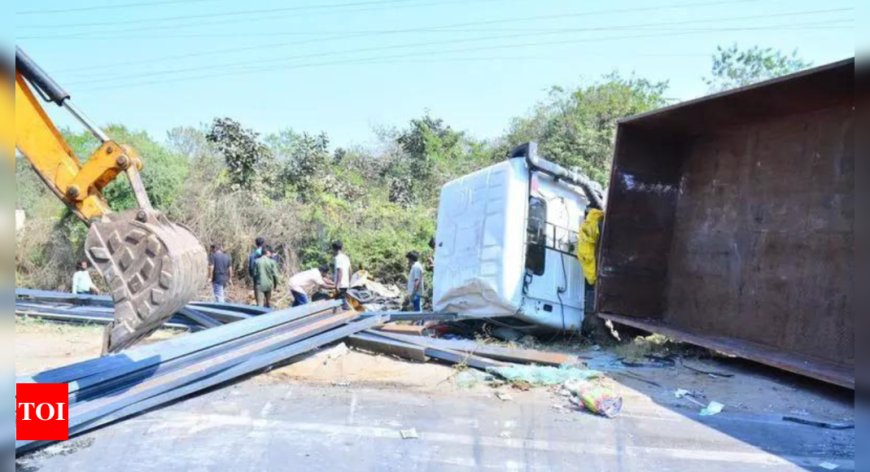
[16, 383, 69, 440]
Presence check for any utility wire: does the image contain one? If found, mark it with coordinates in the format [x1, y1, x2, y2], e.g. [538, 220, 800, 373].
[21, 0, 773, 40]
[60, 9, 853, 85]
[17, 0, 501, 29]
[20, 0, 773, 36]
[75, 21, 847, 93]
[17, 0, 220, 15]
[54, 15, 852, 76]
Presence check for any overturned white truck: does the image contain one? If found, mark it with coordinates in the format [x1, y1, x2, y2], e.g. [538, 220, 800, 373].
[432, 142, 604, 331]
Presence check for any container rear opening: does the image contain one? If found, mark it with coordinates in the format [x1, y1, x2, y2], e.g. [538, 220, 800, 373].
[596, 60, 854, 387]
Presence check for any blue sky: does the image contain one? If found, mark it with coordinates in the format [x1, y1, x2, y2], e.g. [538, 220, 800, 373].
[17, 0, 854, 148]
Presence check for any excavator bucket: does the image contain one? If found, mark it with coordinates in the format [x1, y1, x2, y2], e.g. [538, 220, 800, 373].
[85, 208, 207, 353]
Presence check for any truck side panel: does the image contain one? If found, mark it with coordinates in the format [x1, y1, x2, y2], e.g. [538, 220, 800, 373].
[597, 59, 854, 388]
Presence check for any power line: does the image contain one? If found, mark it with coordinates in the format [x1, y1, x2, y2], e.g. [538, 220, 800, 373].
[17, 0, 496, 29]
[43, 2, 786, 74]
[59, 8, 853, 85]
[18, 0, 767, 39]
[74, 21, 847, 93]
[17, 0, 219, 15]
[21, 0, 768, 40]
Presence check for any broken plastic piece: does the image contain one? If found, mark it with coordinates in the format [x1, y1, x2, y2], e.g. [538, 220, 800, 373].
[563, 380, 622, 418]
[699, 401, 724, 416]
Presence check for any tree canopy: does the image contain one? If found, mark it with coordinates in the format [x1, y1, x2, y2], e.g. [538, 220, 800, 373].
[704, 44, 812, 91]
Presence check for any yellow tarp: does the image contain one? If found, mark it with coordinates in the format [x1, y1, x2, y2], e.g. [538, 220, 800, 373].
[577, 209, 603, 285]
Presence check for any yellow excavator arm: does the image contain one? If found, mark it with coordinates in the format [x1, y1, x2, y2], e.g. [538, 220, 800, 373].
[15, 47, 207, 353]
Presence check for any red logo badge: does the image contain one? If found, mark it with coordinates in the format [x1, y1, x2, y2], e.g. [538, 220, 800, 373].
[16, 383, 69, 440]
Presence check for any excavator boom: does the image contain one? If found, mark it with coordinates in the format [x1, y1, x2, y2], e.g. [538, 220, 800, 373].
[14, 47, 207, 353]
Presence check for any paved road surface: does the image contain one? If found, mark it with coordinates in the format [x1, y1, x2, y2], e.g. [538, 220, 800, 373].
[17, 379, 854, 472]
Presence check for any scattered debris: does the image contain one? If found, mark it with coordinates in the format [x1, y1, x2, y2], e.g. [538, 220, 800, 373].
[331, 381, 351, 387]
[619, 355, 675, 368]
[818, 461, 839, 470]
[488, 365, 601, 386]
[782, 415, 855, 430]
[453, 370, 490, 389]
[496, 391, 513, 402]
[679, 359, 734, 378]
[673, 388, 706, 407]
[399, 428, 419, 439]
[699, 401, 724, 416]
[563, 379, 623, 418]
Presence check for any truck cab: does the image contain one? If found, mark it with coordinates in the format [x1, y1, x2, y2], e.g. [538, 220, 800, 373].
[433, 142, 601, 331]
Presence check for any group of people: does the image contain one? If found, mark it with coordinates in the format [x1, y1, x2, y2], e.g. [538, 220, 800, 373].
[208, 238, 354, 310]
[72, 236, 430, 312]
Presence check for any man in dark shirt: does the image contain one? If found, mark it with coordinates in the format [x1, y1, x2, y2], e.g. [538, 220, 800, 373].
[247, 236, 265, 303]
[210, 244, 232, 303]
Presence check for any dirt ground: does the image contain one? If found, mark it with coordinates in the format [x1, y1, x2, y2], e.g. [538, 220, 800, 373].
[14, 318, 853, 426]
[15, 317, 182, 377]
[263, 343, 470, 391]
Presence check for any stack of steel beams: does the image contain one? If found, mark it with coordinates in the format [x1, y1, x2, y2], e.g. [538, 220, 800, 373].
[16, 300, 386, 455]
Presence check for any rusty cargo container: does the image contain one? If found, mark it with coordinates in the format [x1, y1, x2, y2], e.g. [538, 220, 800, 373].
[596, 59, 854, 388]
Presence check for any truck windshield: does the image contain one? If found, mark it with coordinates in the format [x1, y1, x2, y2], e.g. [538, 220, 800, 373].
[526, 196, 547, 276]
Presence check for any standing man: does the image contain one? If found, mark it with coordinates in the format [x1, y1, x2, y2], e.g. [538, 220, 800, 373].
[210, 244, 232, 303]
[406, 250, 424, 312]
[253, 246, 279, 308]
[332, 241, 351, 310]
[72, 260, 99, 295]
[247, 236, 265, 303]
[288, 264, 334, 307]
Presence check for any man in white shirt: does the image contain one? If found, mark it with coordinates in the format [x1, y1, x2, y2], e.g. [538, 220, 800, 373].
[406, 250, 424, 312]
[288, 264, 334, 307]
[72, 260, 99, 295]
[332, 241, 351, 310]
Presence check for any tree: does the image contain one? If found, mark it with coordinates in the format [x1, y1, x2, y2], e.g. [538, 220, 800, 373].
[266, 129, 330, 199]
[503, 72, 669, 184]
[704, 44, 811, 91]
[385, 113, 467, 205]
[166, 126, 212, 160]
[396, 114, 463, 182]
[205, 117, 272, 191]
